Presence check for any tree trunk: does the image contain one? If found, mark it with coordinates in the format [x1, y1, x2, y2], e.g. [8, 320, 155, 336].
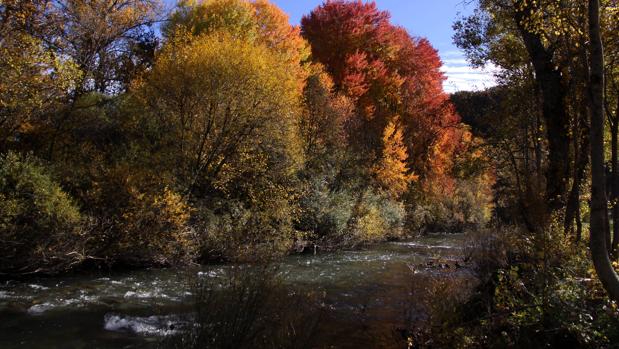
[612, 118, 619, 256]
[611, 96, 619, 256]
[588, 0, 619, 301]
[565, 107, 589, 236]
[514, 2, 571, 214]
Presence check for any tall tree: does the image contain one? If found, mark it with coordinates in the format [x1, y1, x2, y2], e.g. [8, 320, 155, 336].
[54, 0, 162, 94]
[512, 0, 571, 212]
[588, 0, 619, 301]
[302, 0, 462, 183]
[165, 0, 309, 92]
[133, 32, 303, 197]
[453, 0, 594, 228]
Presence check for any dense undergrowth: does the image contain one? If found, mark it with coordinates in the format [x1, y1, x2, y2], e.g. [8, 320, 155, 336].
[411, 223, 619, 349]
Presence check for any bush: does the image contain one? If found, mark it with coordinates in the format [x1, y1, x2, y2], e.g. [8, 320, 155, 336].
[410, 176, 494, 234]
[297, 175, 354, 240]
[116, 187, 197, 266]
[420, 223, 619, 349]
[298, 177, 406, 248]
[347, 189, 406, 245]
[196, 196, 296, 262]
[0, 151, 83, 274]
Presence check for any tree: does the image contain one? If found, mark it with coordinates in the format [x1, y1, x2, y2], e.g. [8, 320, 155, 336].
[53, 0, 163, 94]
[373, 117, 417, 198]
[602, 2, 619, 254]
[453, 0, 594, 228]
[588, 0, 619, 301]
[134, 32, 303, 197]
[300, 64, 352, 170]
[165, 0, 309, 90]
[0, 0, 80, 150]
[301, 0, 462, 181]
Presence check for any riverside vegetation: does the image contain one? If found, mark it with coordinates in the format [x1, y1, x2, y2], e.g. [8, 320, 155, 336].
[0, 0, 493, 274]
[2, 0, 619, 348]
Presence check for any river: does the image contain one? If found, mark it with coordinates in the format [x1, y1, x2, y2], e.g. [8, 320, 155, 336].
[0, 234, 476, 349]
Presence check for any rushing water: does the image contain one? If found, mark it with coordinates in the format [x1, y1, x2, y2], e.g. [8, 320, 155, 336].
[0, 234, 475, 348]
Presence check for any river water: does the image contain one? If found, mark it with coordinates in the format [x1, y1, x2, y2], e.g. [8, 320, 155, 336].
[0, 234, 476, 348]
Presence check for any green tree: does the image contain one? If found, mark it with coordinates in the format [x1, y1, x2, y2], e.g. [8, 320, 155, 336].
[0, 151, 82, 273]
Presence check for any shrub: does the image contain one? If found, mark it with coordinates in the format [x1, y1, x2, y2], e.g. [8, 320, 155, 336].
[298, 178, 406, 248]
[196, 196, 296, 262]
[0, 151, 82, 274]
[297, 175, 354, 240]
[410, 175, 494, 234]
[421, 223, 619, 349]
[117, 187, 197, 266]
[347, 189, 406, 245]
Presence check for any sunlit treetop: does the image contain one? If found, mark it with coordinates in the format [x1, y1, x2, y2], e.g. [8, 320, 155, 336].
[164, 0, 309, 82]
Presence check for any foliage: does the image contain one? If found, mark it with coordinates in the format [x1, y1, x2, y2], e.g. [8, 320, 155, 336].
[297, 174, 406, 248]
[117, 187, 197, 266]
[133, 31, 303, 261]
[301, 0, 463, 184]
[134, 32, 303, 195]
[0, 151, 82, 273]
[373, 117, 417, 198]
[195, 192, 297, 263]
[409, 177, 494, 235]
[52, 0, 163, 93]
[421, 224, 619, 349]
[0, 1, 81, 148]
[0, 0, 491, 275]
[300, 64, 352, 170]
[165, 0, 309, 87]
[347, 188, 406, 245]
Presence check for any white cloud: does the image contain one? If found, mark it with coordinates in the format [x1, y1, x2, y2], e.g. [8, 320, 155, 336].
[441, 58, 470, 65]
[439, 51, 499, 93]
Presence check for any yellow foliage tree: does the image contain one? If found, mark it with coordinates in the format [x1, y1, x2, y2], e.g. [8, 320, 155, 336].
[165, 0, 309, 91]
[373, 117, 417, 198]
[0, 1, 80, 147]
[133, 32, 305, 227]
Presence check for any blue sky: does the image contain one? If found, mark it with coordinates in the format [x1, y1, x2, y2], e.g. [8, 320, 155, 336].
[163, 0, 498, 92]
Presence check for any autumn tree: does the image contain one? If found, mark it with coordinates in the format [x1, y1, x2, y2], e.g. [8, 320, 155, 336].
[300, 64, 353, 171]
[373, 117, 417, 198]
[50, 0, 163, 94]
[301, 0, 462, 182]
[0, 0, 80, 150]
[131, 31, 304, 259]
[165, 0, 309, 90]
[134, 32, 302, 196]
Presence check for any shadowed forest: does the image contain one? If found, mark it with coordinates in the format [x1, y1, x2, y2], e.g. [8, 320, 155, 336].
[1, 0, 619, 348]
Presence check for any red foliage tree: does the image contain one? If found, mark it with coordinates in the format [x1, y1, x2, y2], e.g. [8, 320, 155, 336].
[301, 0, 461, 182]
